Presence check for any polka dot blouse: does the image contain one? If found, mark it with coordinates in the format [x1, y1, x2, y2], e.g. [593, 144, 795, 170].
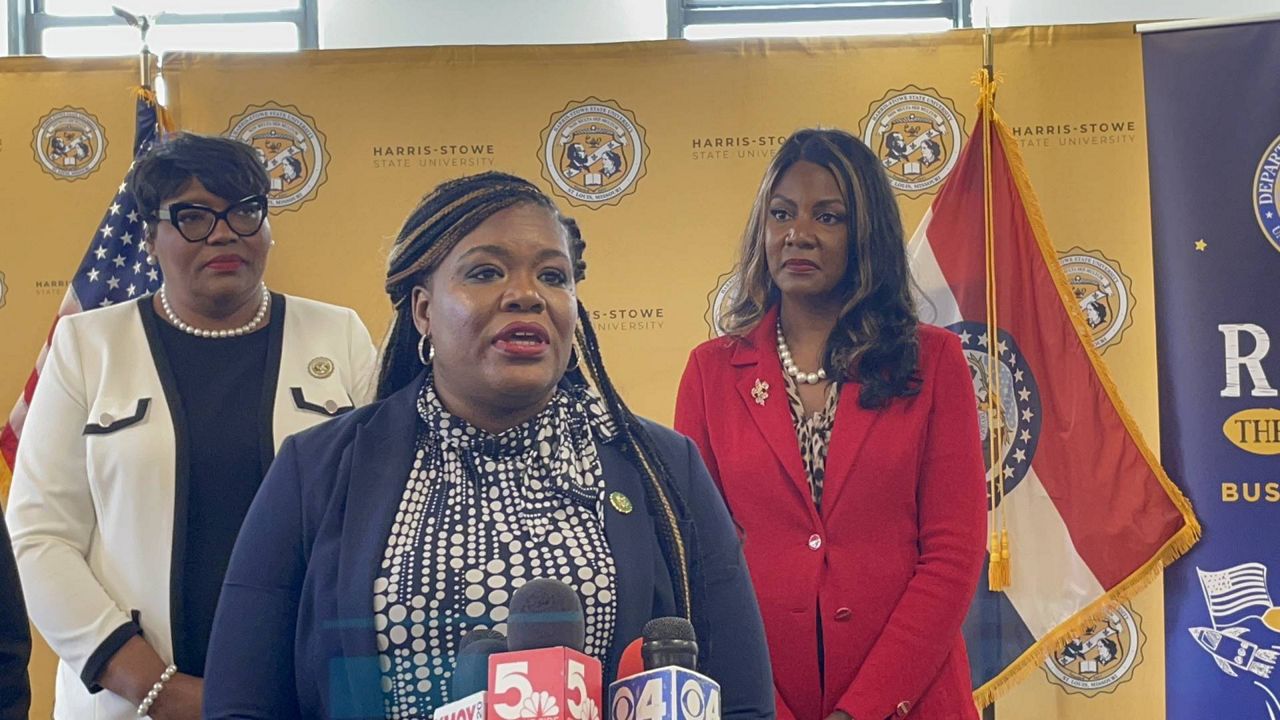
[374, 377, 620, 717]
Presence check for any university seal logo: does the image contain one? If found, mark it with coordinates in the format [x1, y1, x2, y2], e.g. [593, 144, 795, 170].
[32, 107, 107, 181]
[1058, 247, 1135, 352]
[1254, 133, 1280, 254]
[539, 98, 647, 209]
[705, 271, 739, 338]
[949, 321, 1042, 500]
[1044, 604, 1145, 696]
[225, 103, 328, 212]
[859, 86, 965, 198]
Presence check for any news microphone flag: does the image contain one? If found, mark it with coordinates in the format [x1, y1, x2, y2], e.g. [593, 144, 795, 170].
[609, 666, 721, 720]
[906, 72, 1199, 706]
[436, 691, 488, 720]
[486, 646, 602, 720]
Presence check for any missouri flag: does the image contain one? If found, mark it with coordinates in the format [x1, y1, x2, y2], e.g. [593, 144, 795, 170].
[906, 95, 1200, 706]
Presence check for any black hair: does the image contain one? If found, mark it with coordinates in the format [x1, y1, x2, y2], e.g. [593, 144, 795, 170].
[128, 131, 270, 228]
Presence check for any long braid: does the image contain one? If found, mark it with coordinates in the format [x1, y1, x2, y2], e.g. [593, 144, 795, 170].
[563, 216, 694, 621]
[574, 304, 695, 620]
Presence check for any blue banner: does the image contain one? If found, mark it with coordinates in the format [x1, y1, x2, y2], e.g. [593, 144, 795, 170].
[1145, 19, 1280, 720]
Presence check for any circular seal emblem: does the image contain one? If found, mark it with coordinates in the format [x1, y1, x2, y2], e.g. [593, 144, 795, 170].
[308, 356, 335, 379]
[32, 107, 107, 181]
[539, 98, 648, 209]
[948, 322, 1041, 501]
[1044, 604, 1146, 696]
[609, 491, 634, 515]
[859, 87, 965, 198]
[1058, 247, 1135, 353]
[705, 271, 740, 338]
[225, 103, 329, 212]
[1254, 132, 1280, 254]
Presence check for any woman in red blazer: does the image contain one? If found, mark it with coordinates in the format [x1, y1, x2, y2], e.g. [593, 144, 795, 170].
[675, 128, 986, 720]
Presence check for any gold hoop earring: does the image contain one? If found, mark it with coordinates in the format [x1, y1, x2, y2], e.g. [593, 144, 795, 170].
[417, 335, 434, 366]
[566, 348, 581, 374]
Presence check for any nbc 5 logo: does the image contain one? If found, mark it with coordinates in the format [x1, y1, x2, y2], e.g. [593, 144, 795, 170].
[491, 655, 600, 720]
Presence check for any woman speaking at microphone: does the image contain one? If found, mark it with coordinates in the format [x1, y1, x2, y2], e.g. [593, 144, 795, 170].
[202, 172, 774, 720]
[675, 129, 987, 720]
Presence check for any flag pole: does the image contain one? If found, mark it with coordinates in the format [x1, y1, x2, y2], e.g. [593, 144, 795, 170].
[111, 6, 154, 89]
[980, 13, 1011, 592]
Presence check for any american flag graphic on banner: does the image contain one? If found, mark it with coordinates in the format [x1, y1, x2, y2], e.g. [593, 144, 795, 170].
[1197, 564, 1275, 630]
[0, 92, 165, 498]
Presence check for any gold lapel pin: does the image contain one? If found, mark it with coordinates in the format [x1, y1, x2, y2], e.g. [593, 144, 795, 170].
[609, 491, 634, 515]
[308, 356, 334, 379]
[751, 378, 770, 406]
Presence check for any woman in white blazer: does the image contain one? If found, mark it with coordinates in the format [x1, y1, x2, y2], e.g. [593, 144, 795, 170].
[5, 133, 378, 720]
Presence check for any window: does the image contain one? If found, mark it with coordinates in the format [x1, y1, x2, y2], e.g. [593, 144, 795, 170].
[669, 0, 970, 40]
[10, 0, 316, 56]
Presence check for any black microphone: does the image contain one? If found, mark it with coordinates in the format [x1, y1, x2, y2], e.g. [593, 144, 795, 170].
[641, 617, 699, 671]
[610, 617, 719, 720]
[450, 629, 508, 699]
[506, 577, 586, 652]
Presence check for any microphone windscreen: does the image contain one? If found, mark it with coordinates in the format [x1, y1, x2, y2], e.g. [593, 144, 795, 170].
[642, 617, 696, 643]
[459, 627, 507, 652]
[615, 637, 645, 681]
[451, 637, 507, 698]
[641, 617, 699, 671]
[507, 578, 586, 652]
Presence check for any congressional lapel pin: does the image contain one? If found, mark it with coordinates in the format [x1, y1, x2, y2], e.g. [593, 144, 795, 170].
[308, 356, 334, 379]
[751, 378, 770, 406]
[609, 491, 634, 515]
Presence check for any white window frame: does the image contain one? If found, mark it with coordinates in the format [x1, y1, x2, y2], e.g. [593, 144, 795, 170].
[668, 0, 971, 38]
[7, 0, 318, 55]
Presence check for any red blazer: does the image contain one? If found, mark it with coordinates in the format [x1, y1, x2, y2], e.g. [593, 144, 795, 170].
[674, 307, 985, 720]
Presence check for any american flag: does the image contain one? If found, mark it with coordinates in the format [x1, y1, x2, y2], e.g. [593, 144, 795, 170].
[0, 92, 166, 497]
[1198, 563, 1275, 630]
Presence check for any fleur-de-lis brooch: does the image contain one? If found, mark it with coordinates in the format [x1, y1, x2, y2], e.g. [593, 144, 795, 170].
[751, 378, 770, 406]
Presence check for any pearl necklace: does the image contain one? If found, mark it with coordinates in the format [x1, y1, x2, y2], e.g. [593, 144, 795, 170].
[776, 321, 827, 385]
[159, 284, 270, 339]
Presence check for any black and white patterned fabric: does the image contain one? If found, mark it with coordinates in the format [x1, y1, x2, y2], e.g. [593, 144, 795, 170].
[374, 377, 620, 718]
[781, 372, 841, 510]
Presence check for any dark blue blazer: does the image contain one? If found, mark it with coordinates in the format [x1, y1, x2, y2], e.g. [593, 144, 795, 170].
[203, 375, 775, 720]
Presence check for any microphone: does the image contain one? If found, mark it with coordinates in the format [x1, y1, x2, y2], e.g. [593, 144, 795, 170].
[641, 617, 698, 672]
[487, 579, 603, 720]
[609, 618, 721, 720]
[453, 631, 509, 698]
[436, 629, 508, 720]
[616, 637, 645, 683]
[507, 577, 587, 652]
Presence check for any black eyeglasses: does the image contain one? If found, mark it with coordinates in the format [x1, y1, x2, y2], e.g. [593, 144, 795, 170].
[156, 194, 268, 243]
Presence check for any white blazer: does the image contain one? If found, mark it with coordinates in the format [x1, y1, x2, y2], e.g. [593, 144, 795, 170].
[5, 293, 378, 720]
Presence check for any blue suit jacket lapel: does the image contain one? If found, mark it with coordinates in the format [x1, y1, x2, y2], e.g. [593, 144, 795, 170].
[333, 377, 421, 707]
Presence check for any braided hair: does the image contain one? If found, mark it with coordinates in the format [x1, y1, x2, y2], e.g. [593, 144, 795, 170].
[378, 171, 696, 621]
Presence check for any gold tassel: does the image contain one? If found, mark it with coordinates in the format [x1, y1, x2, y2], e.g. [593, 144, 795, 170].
[987, 530, 1004, 589]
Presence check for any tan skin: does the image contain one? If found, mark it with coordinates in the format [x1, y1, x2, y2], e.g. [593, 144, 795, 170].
[765, 160, 851, 418]
[410, 203, 578, 434]
[147, 178, 273, 330]
[98, 179, 273, 719]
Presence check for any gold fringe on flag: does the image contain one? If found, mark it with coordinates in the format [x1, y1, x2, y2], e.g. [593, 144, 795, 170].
[965, 75, 1202, 712]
